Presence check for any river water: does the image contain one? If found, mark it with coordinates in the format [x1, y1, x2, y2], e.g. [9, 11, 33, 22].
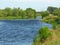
[0, 20, 52, 45]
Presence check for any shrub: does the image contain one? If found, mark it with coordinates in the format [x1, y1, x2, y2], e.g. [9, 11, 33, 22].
[41, 11, 49, 18]
[38, 26, 52, 42]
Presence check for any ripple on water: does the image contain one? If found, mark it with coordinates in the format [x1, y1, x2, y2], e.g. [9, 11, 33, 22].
[0, 20, 52, 45]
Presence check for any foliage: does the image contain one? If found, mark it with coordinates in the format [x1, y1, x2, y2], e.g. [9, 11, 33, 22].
[55, 17, 60, 24]
[52, 24, 57, 29]
[0, 7, 36, 19]
[53, 9, 60, 16]
[41, 11, 49, 18]
[38, 26, 52, 42]
[42, 6, 60, 24]
[47, 6, 58, 14]
[25, 8, 36, 19]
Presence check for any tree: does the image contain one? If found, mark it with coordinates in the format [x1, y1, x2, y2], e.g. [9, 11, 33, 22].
[17, 8, 25, 18]
[25, 8, 36, 19]
[41, 11, 49, 18]
[53, 9, 60, 16]
[4, 7, 12, 16]
[12, 8, 19, 16]
[0, 9, 4, 17]
[55, 17, 60, 24]
[47, 6, 58, 14]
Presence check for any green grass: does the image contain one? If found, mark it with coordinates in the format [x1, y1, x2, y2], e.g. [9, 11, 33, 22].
[0, 16, 22, 20]
[32, 29, 60, 45]
[45, 30, 60, 45]
[0, 16, 36, 20]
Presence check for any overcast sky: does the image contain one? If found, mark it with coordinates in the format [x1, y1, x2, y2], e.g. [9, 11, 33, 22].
[0, 0, 60, 11]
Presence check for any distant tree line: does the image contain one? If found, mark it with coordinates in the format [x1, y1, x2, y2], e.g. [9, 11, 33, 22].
[40, 6, 60, 24]
[0, 8, 36, 19]
[47, 6, 60, 24]
[0, 6, 60, 21]
[47, 6, 60, 16]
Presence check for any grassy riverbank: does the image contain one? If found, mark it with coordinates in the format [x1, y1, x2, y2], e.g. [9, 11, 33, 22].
[32, 6, 60, 45]
[33, 18, 60, 45]
[0, 16, 21, 20]
[32, 28, 60, 45]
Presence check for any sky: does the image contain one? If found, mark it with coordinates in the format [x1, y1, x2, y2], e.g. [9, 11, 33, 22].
[0, 0, 60, 11]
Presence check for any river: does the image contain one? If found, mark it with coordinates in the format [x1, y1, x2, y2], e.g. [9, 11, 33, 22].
[0, 20, 52, 45]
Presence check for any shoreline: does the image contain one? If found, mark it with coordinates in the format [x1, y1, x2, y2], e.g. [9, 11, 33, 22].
[0, 19, 41, 21]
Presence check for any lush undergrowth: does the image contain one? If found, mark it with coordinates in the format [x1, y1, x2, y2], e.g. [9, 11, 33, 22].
[32, 28, 60, 45]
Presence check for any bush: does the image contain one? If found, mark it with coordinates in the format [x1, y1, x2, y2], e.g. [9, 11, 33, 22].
[41, 11, 49, 18]
[38, 26, 52, 42]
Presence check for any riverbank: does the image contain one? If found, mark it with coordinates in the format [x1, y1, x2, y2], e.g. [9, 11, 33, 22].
[32, 28, 60, 45]
[0, 16, 39, 20]
[32, 14, 60, 45]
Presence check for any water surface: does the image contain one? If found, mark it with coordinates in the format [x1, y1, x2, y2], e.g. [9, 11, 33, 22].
[0, 20, 51, 45]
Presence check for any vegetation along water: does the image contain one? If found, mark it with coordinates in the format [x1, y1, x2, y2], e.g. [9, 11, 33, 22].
[0, 6, 60, 45]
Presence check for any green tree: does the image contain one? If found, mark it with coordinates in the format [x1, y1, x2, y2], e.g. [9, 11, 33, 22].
[41, 11, 49, 18]
[12, 8, 19, 16]
[17, 8, 24, 18]
[4, 7, 12, 16]
[47, 6, 58, 14]
[55, 17, 60, 24]
[25, 8, 36, 19]
[53, 9, 60, 16]
[0, 9, 4, 17]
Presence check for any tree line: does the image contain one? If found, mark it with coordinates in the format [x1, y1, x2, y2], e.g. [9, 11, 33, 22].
[0, 8, 36, 19]
[0, 6, 60, 20]
[40, 6, 60, 24]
